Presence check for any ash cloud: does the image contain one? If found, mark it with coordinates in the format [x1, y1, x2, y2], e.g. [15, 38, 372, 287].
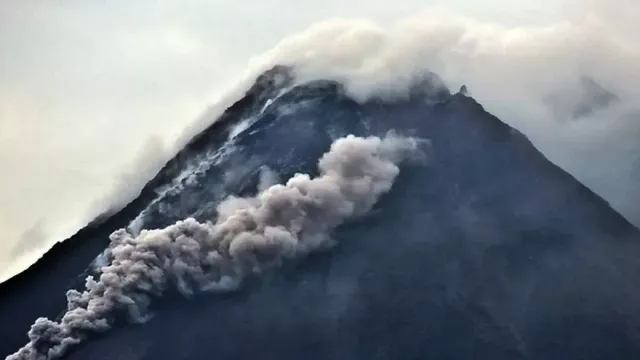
[6, 132, 423, 360]
[238, 4, 640, 224]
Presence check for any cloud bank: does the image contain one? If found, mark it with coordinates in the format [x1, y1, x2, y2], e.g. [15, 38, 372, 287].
[237, 4, 640, 225]
[172, 0, 640, 229]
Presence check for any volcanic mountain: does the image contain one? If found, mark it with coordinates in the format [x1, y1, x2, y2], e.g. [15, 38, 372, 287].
[2, 66, 640, 360]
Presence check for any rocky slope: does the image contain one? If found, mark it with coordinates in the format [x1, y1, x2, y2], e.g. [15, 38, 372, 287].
[2, 66, 639, 360]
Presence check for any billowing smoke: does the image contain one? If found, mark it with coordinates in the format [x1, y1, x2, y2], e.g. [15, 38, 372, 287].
[237, 7, 640, 224]
[6, 132, 423, 360]
[176, 5, 640, 226]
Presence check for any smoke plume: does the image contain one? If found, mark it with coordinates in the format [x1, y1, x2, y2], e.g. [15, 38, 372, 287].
[6, 132, 423, 360]
[189, 6, 640, 224]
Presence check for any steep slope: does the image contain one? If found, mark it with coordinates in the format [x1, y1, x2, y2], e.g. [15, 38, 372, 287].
[2, 66, 640, 360]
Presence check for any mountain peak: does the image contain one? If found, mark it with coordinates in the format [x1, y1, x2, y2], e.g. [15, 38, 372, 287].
[2, 67, 640, 360]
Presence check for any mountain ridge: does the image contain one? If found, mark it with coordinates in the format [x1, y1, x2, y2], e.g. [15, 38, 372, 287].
[2, 66, 640, 360]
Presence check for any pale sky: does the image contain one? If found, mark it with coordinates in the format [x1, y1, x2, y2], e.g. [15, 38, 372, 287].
[0, 0, 637, 282]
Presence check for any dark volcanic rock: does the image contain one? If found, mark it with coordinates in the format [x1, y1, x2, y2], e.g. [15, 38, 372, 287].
[2, 67, 640, 360]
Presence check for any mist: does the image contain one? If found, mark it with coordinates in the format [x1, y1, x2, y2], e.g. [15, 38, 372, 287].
[1, 0, 638, 282]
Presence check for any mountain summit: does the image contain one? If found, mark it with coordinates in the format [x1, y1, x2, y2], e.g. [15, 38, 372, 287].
[2, 67, 640, 360]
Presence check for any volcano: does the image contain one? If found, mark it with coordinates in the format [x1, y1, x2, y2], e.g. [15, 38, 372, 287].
[2, 66, 640, 360]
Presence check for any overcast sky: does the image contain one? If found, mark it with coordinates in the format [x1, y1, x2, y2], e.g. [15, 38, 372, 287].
[1, 0, 638, 282]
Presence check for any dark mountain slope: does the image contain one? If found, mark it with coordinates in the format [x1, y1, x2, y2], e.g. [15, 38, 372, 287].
[2, 66, 640, 360]
[0, 65, 295, 356]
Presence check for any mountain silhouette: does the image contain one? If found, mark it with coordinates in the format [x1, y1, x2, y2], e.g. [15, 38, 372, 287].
[2, 66, 639, 360]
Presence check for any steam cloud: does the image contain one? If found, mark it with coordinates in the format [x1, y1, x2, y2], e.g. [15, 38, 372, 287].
[6, 132, 423, 360]
[190, 6, 640, 225]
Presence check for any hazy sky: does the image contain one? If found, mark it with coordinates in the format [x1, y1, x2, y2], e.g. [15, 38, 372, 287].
[0, 0, 638, 282]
